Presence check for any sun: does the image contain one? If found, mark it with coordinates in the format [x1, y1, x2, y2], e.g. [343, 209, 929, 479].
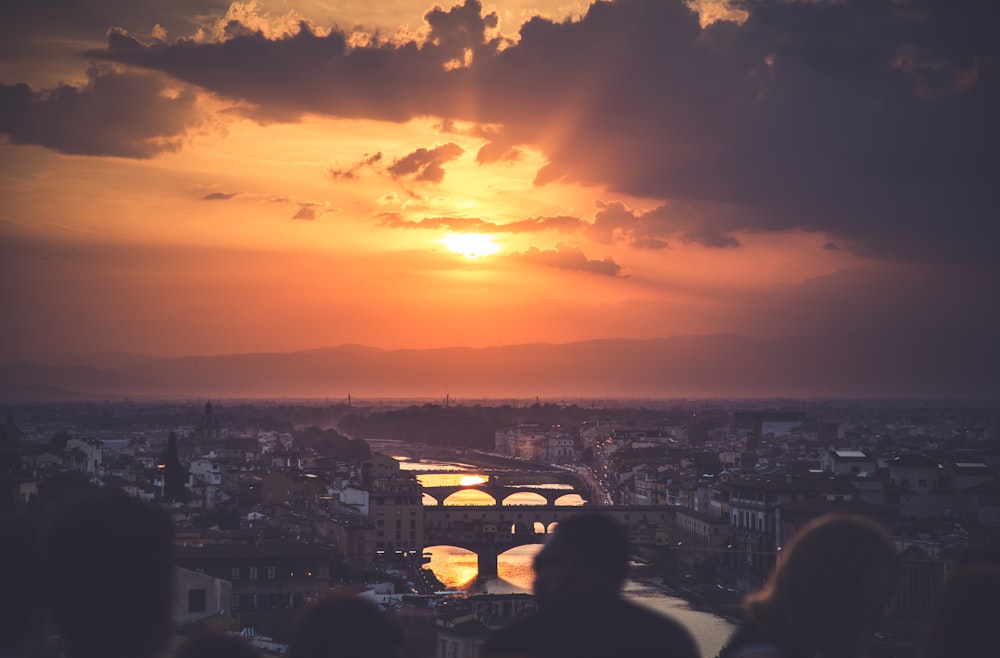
[441, 232, 501, 258]
[459, 475, 488, 486]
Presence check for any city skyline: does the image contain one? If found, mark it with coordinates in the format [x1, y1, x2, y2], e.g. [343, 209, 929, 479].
[2, 0, 998, 388]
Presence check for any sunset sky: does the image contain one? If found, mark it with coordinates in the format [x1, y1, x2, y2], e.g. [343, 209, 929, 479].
[1, 0, 998, 362]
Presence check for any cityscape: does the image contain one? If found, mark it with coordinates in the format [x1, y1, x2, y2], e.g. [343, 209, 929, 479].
[2, 397, 998, 657]
[3, 0, 999, 656]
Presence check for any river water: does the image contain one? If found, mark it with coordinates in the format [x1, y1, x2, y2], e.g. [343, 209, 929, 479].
[402, 458, 736, 658]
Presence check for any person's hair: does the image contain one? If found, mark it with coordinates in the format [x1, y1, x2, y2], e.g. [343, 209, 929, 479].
[919, 563, 1000, 658]
[177, 632, 260, 658]
[744, 514, 899, 658]
[42, 487, 175, 658]
[549, 512, 630, 587]
[289, 595, 402, 658]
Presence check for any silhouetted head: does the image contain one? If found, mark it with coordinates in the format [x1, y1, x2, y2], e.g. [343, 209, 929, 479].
[746, 514, 899, 658]
[43, 487, 175, 658]
[289, 595, 402, 658]
[532, 512, 630, 607]
[919, 563, 1000, 658]
[176, 632, 260, 658]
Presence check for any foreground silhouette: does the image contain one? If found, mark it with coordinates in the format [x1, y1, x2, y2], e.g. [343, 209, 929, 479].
[176, 632, 260, 658]
[719, 514, 899, 658]
[0, 513, 45, 658]
[42, 488, 175, 658]
[483, 512, 699, 658]
[918, 562, 1000, 658]
[289, 595, 403, 658]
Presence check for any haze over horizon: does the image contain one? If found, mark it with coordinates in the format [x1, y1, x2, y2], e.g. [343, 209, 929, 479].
[2, 0, 998, 393]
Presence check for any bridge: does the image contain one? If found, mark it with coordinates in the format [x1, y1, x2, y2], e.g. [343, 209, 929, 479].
[423, 505, 671, 577]
[422, 483, 586, 506]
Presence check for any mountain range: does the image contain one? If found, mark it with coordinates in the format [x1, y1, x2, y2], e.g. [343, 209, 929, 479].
[1, 334, 997, 401]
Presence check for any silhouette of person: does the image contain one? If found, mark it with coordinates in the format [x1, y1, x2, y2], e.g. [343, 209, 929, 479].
[0, 513, 46, 658]
[42, 487, 175, 658]
[483, 512, 699, 658]
[918, 563, 1000, 658]
[176, 632, 261, 658]
[719, 514, 899, 658]
[288, 595, 403, 658]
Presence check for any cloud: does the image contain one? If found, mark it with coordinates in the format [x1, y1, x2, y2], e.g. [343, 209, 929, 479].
[292, 206, 317, 220]
[329, 152, 382, 180]
[67, 0, 1000, 268]
[387, 143, 464, 183]
[508, 245, 623, 277]
[292, 201, 336, 220]
[203, 191, 238, 200]
[0, 64, 199, 158]
[588, 200, 739, 249]
[378, 213, 585, 234]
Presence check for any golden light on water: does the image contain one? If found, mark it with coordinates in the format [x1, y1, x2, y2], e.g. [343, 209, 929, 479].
[458, 474, 488, 486]
[424, 544, 542, 592]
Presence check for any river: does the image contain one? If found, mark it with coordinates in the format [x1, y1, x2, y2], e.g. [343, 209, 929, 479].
[401, 458, 737, 658]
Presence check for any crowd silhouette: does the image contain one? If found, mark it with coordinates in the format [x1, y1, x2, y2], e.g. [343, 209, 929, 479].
[5, 492, 996, 658]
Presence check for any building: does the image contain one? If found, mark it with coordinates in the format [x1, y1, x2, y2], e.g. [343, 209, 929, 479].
[820, 450, 877, 476]
[370, 473, 424, 557]
[174, 566, 235, 631]
[174, 539, 332, 641]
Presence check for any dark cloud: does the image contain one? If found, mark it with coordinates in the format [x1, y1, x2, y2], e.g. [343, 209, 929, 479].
[475, 140, 523, 164]
[588, 200, 738, 249]
[61, 0, 1000, 268]
[330, 152, 382, 180]
[387, 143, 464, 183]
[203, 192, 237, 200]
[0, 64, 198, 158]
[822, 241, 841, 251]
[508, 245, 623, 277]
[424, 0, 500, 64]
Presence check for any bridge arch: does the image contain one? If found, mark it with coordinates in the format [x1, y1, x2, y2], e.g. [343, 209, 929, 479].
[501, 491, 548, 506]
[441, 489, 497, 506]
[553, 492, 586, 506]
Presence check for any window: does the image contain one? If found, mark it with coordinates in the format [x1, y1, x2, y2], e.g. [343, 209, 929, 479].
[267, 566, 276, 580]
[231, 594, 240, 613]
[231, 567, 240, 581]
[249, 567, 258, 580]
[188, 589, 207, 613]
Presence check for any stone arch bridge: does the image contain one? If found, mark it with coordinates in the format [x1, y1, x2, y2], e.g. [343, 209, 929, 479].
[422, 483, 585, 506]
[423, 505, 670, 577]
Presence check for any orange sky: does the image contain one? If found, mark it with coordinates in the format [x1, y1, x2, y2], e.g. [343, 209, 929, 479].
[1, 0, 997, 362]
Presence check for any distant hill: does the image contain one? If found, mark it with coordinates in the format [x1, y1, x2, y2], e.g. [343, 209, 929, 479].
[0, 334, 997, 400]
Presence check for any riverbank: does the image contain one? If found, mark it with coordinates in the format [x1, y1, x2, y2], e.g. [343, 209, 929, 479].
[632, 547, 745, 623]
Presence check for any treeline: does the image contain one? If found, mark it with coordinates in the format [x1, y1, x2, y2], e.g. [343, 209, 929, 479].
[294, 426, 371, 459]
[335, 402, 693, 450]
